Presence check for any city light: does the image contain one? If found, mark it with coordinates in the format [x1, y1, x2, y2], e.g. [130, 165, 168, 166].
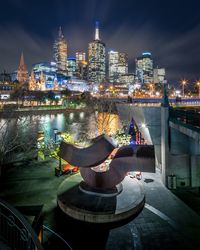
[196, 81, 200, 98]
[181, 79, 188, 97]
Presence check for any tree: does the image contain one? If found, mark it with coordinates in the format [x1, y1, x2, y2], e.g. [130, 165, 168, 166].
[47, 91, 55, 104]
[0, 115, 38, 177]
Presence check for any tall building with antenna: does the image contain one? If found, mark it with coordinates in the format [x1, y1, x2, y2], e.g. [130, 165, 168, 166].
[88, 22, 106, 83]
[53, 27, 68, 75]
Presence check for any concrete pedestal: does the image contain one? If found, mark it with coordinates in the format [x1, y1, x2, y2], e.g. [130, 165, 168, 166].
[57, 174, 145, 223]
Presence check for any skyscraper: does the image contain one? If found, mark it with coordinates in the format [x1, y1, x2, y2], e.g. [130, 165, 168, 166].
[17, 52, 28, 83]
[67, 57, 77, 77]
[108, 51, 128, 82]
[75, 51, 88, 80]
[153, 67, 165, 84]
[88, 22, 106, 84]
[76, 51, 86, 62]
[135, 52, 153, 85]
[53, 27, 68, 75]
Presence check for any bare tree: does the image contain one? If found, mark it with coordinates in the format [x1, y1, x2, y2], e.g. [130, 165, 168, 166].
[0, 114, 38, 176]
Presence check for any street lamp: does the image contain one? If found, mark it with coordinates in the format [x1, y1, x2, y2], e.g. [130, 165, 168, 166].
[181, 80, 187, 97]
[53, 128, 58, 143]
[196, 81, 200, 98]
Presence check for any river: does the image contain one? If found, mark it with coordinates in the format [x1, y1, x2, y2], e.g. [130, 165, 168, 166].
[0, 111, 122, 148]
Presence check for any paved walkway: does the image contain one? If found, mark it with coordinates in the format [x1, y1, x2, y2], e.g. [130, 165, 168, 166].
[0, 161, 200, 250]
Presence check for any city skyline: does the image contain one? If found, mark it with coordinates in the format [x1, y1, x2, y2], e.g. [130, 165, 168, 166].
[0, 0, 200, 84]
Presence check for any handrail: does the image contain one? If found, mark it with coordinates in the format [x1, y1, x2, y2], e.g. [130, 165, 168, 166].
[169, 107, 200, 128]
[0, 198, 43, 250]
[43, 225, 73, 250]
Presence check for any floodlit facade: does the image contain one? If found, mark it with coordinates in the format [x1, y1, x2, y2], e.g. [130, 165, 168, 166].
[53, 27, 68, 75]
[76, 51, 86, 62]
[136, 52, 153, 85]
[32, 62, 69, 89]
[108, 51, 128, 82]
[88, 22, 106, 83]
[153, 68, 165, 84]
[119, 73, 134, 85]
[75, 51, 88, 80]
[66, 77, 89, 92]
[67, 57, 77, 77]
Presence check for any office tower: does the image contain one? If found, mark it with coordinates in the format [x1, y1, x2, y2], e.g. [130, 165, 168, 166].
[135, 52, 153, 85]
[108, 51, 128, 82]
[153, 67, 165, 84]
[17, 52, 28, 83]
[88, 22, 106, 83]
[53, 27, 68, 75]
[75, 51, 88, 80]
[67, 57, 77, 77]
[119, 73, 135, 85]
[76, 52, 86, 62]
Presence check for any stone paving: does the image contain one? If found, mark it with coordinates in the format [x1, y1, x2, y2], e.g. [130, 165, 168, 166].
[0, 160, 200, 250]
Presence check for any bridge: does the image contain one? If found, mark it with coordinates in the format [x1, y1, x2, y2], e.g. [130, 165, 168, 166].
[116, 102, 200, 188]
[98, 96, 200, 106]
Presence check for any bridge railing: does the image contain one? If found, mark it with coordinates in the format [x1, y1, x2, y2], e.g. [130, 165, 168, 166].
[169, 107, 200, 128]
[0, 198, 43, 250]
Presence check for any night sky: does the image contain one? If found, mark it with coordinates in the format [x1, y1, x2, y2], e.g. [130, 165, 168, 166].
[0, 0, 200, 85]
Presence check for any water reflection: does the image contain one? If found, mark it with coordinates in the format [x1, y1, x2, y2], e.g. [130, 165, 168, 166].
[0, 112, 121, 145]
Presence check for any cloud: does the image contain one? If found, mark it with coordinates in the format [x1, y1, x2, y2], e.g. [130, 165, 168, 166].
[0, 24, 52, 72]
[0, 20, 199, 84]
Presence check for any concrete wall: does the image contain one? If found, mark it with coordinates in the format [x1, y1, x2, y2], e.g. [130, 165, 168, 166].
[191, 156, 200, 187]
[170, 128, 189, 154]
[116, 104, 200, 188]
[168, 154, 190, 187]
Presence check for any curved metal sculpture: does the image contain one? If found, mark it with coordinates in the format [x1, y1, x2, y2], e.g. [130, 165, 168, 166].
[58, 134, 155, 190]
[58, 134, 117, 168]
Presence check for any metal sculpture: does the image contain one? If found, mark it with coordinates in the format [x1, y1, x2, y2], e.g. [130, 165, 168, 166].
[58, 134, 155, 190]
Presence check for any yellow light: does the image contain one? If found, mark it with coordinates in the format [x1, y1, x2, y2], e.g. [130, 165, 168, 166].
[181, 80, 187, 85]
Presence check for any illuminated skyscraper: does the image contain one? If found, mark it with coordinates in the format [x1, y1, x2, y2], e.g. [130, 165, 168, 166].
[135, 52, 153, 85]
[108, 51, 128, 82]
[67, 57, 77, 77]
[17, 52, 28, 83]
[76, 51, 86, 62]
[88, 22, 106, 83]
[53, 27, 68, 75]
[75, 51, 88, 80]
[153, 67, 165, 84]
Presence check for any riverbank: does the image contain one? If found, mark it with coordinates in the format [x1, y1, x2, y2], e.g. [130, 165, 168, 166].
[0, 106, 89, 118]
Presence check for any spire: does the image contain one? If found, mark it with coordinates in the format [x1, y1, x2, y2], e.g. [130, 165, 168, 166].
[95, 21, 100, 41]
[30, 70, 35, 80]
[58, 26, 63, 38]
[17, 52, 28, 83]
[19, 52, 25, 68]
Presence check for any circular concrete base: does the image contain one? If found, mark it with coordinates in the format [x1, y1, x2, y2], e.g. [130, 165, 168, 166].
[57, 174, 145, 223]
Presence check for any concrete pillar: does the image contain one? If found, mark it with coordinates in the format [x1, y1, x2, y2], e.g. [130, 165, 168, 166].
[161, 107, 169, 186]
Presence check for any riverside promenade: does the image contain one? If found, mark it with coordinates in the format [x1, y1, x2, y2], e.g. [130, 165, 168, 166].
[0, 159, 200, 250]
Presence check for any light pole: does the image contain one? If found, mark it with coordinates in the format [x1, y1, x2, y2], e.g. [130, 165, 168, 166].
[196, 81, 200, 98]
[181, 80, 187, 97]
[53, 128, 58, 143]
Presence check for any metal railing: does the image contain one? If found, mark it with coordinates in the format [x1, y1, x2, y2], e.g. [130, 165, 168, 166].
[169, 107, 200, 129]
[0, 198, 43, 250]
[43, 225, 72, 250]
